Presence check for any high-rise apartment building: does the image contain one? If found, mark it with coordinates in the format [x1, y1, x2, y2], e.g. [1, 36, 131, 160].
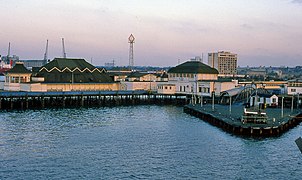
[208, 51, 237, 75]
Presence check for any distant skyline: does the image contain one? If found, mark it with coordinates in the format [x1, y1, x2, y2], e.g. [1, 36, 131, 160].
[0, 0, 301, 67]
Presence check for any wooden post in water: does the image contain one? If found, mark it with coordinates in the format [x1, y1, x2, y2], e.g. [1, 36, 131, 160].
[41, 96, 45, 109]
[26, 96, 29, 109]
[81, 94, 84, 107]
[10, 97, 13, 110]
[20, 98, 24, 110]
[62, 96, 66, 108]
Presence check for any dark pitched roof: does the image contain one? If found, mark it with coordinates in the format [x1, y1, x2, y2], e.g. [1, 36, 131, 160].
[288, 78, 302, 83]
[41, 58, 96, 71]
[7, 62, 31, 74]
[167, 61, 219, 74]
[127, 72, 147, 78]
[107, 72, 131, 76]
[36, 58, 113, 83]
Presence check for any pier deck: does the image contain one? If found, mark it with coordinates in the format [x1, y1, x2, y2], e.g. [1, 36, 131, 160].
[0, 90, 187, 110]
[184, 104, 302, 137]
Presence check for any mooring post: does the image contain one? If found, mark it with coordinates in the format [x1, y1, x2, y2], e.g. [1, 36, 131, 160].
[41, 96, 45, 109]
[62, 96, 66, 108]
[26, 95, 29, 109]
[81, 93, 84, 107]
[10, 97, 13, 110]
[20, 98, 23, 110]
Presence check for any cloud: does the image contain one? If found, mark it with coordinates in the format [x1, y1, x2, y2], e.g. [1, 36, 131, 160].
[241, 24, 254, 30]
[292, 0, 302, 4]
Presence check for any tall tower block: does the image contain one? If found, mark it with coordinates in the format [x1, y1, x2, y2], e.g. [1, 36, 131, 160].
[128, 34, 135, 70]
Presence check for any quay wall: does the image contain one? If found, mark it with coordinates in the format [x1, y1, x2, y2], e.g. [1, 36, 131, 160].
[184, 105, 302, 137]
[0, 91, 187, 111]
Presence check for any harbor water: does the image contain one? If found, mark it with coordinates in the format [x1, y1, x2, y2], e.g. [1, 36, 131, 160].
[0, 105, 302, 179]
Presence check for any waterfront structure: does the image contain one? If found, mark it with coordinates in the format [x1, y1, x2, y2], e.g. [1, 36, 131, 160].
[35, 58, 119, 91]
[157, 84, 176, 94]
[165, 60, 227, 97]
[208, 51, 237, 75]
[3, 62, 32, 91]
[249, 93, 279, 107]
[287, 79, 302, 95]
[122, 72, 168, 91]
[107, 71, 131, 82]
[184, 104, 302, 137]
[1, 58, 120, 92]
[238, 81, 287, 95]
[126, 72, 158, 82]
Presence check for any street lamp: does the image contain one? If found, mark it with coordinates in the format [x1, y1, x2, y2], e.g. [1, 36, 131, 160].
[229, 95, 232, 115]
[212, 91, 215, 111]
[297, 93, 300, 109]
[281, 96, 284, 118]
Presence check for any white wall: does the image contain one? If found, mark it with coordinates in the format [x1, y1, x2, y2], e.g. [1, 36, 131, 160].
[287, 87, 302, 95]
[122, 81, 157, 91]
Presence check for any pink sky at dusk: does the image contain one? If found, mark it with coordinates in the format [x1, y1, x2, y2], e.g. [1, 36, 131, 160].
[0, 0, 301, 67]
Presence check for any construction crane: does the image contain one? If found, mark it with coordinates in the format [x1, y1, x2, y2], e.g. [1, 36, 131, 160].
[62, 38, 67, 58]
[43, 39, 49, 61]
[7, 42, 11, 65]
[7, 42, 10, 57]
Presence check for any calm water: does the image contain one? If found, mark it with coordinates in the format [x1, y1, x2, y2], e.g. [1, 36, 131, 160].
[0, 105, 302, 179]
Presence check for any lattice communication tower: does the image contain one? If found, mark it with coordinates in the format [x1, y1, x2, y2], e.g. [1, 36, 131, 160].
[128, 34, 135, 70]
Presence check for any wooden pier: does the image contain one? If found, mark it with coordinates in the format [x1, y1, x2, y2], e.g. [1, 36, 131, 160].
[184, 104, 302, 137]
[0, 90, 186, 111]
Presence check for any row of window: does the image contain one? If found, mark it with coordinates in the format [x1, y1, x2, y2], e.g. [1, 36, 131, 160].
[179, 86, 210, 93]
[288, 83, 302, 87]
[158, 86, 173, 90]
[169, 73, 195, 78]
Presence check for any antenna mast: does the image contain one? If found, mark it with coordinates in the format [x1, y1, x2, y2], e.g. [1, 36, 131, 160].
[62, 38, 67, 58]
[44, 39, 49, 61]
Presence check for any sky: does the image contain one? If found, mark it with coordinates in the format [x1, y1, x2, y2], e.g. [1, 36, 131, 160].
[0, 0, 301, 67]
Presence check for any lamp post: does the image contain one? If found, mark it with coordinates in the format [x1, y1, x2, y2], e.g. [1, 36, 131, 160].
[212, 91, 215, 111]
[281, 96, 284, 118]
[297, 93, 300, 109]
[229, 95, 232, 115]
[200, 94, 203, 107]
[291, 95, 294, 113]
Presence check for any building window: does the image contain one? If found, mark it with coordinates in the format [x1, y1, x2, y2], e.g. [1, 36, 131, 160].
[291, 89, 296, 92]
[180, 86, 182, 92]
[184, 86, 186, 92]
[199, 87, 202, 92]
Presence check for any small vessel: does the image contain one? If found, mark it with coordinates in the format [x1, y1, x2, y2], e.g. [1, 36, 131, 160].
[241, 106, 268, 124]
